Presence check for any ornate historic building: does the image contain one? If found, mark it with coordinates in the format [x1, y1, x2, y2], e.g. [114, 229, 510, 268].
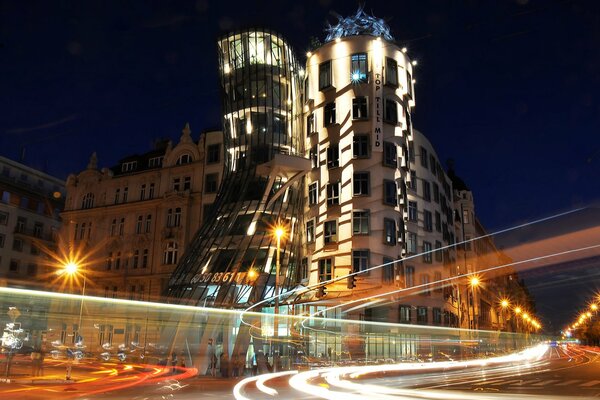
[61, 125, 224, 301]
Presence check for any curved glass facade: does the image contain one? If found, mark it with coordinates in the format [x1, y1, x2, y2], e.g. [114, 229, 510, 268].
[167, 29, 304, 310]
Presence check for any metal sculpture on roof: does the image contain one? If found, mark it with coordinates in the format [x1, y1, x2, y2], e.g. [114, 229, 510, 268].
[325, 6, 394, 42]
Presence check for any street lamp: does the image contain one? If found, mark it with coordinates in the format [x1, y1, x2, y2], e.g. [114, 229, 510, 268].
[58, 260, 85, 381]
[272, 223, 286, 372]
[469, 276, 480, 330]
[499, 298, 510, 331]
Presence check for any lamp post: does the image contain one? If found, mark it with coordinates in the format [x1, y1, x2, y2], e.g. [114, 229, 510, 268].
[500, 298, 510, 331]
[272, 224, 285, 372]
[59, 261, 85, 381]
[469, 277, 480, 330]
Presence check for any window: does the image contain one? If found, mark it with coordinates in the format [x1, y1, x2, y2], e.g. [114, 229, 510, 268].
[353, 172, 370, 196]
[142, 249, 148, 268]
[122, 187, 128, 202]
[421, 274, 431, 296]
[408, 201, 418, 221]
[173, 178, 181, 191]
[405, 266, 415, 287]
[148, 156, 163, 168]
[324, 102, 336, 126]
[435, 241, 443, 263]
[164, 241, 178, 265]
[27, 263, 37, 276]
[350, 53, 368, 82]
[9, 259, 19, 273]
[132, 250, 139, 269]
[384, 218, 396, 245]
[119, 218, 125, 236]
[399, 305, 411, 323]
[423, 241, 433, 263]
[0, 211, 7, 225]
[78, 223, 86, 240]
[327, 144, 339, 168]
[420, 146, 428, 168]
[33, 222, 43, 238]
[319, 61, 332, 90]
[177, 154, 192, 165]
[183, 176, 191, 191]
[0, 234, 4, 248]
[353, 135, 369, 158]
[81, 193, 94, 209]
[352, 210, 369, 235]
[352, 249, 369, 272]
[301, 258, 308, 280]
[16, 216, 26, 233]
[106, 253, 113, 270]
[408, 142, 415, 163]
[383, 180, 397, 206]
[433, 183, 440, 203]
[309, 145, 319, 168]
[435, 211, 441, 232]
[148, 183, 155, 199]
[384, 99, 397, 124]
[409, 170, 417, 191]
[352, 97, 368, 119]
[407, 70, 413, 98]
[1, 191, 10, 204]
[140, 184, 146, 201]
[115, 252, 121, 270]
[12, 238, 23, 252]
[145, 215, 152, 233]
[308, 182, 319, 206]
[174, 207, 181, 227]
[430, 154, 437, 171]
[417, 307, 428, 324]
[205, 173, 218, 193]
[433, 308, 442, 324]
[423, 181, 431, 201]
[110, 219, 117, 236]
[462, 209, 470, 224]
[424, 210, 433, 231]
[306, 219, 315, 243]
[385, 57, 398, 86]
[114, 188, 120, 204]
[318, 258, 332, 282]
[326, 182, 339, 206]
[406, 232, 417, 254]
[383, 142, 397, 167]
[207, 144, 220, 164]
[306, 114, 315, 136]
[382, 257, 394, 284]
[324, 220, 337, 244]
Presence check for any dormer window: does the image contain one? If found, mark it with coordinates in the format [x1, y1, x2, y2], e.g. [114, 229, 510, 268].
[121, 161, 137, 172]
[177, 154, 192, 165]
[148, 156, 164, 168]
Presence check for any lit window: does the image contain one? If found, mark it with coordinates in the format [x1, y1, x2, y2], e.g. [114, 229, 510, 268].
[309, 145, 319, 169]
[306, 114, 315, 136]
[399, 305, 411, 323]
[350, 53, 368, 83]
[306, 219, 315, 243]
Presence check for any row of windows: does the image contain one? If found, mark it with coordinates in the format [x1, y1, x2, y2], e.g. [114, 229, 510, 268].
[308, 178, 400, 207]
[308, 137, 401, 170]
[306, 212, 401, 246]
[399, 305, 443, 324]
[316, 54, 413, 95]
[120, 145, 221, 173]
[1, 190, 58, 217]
[307, 97, 406, 134]
[0, 234, 41, 255]
[6, 259, 39, 275]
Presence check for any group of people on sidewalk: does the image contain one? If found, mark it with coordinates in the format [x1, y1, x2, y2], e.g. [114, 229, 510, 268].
[30, 348, 45, 377]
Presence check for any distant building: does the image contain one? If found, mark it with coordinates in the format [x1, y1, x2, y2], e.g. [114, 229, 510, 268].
[0, 156, 64, 289]
[60, 125, 224, 301]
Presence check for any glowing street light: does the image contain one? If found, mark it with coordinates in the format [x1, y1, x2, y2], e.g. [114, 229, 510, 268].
[499, 298, 510, 331]
[591, 303, 598, 311]
[272, 222, 287, 372]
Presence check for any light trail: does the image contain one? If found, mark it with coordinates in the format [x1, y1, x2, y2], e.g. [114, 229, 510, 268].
[233, 370, 297, 400]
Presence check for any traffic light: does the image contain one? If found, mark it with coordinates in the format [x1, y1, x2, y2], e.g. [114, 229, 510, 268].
[316, 285, 327, 298]
[347, 275, 357, 289]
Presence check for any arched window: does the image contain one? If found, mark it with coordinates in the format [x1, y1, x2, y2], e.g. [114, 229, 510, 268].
[81, 193, 94, 209]
[163, 241, 178, 265]
[176, 154, 192, 165]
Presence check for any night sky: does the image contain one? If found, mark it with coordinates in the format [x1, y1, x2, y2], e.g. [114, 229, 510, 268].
[1, 1, 599, 329]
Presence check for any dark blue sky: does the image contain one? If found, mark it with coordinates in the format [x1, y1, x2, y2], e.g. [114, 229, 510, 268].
[1, 1, 599, 328]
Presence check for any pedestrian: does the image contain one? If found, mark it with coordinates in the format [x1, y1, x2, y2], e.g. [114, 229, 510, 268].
[207, 338, 217, 377]
[220, 352, 229, 378]
[39, 348, 45, 376]
[171, 352, 178, 375]
[30, 349, 40, 377]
